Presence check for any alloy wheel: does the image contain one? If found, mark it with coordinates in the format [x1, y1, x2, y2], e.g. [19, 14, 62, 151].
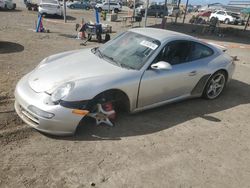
[205, 72, 226, 99]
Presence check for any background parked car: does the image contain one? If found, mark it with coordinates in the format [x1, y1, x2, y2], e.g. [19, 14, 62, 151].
[89, 0, 104, 8]
[209, 10, 236, 24]
[38, 0, 63, 17]
[228, 12, 246, 25]
[67, 1, 90, 9]
[138, 4, 167, 18]
[95, 2, 121, 13]
[168, 6, 179, 17]
[0, 0, 16, 10]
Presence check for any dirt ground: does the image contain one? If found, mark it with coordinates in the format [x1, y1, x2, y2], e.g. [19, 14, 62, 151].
[1, 5, 250, 188]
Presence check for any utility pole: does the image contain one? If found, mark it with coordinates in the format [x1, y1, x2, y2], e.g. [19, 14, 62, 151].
[108, 0, 110, 13]
[144, 0, 149, 27]
[133, 0, 136, 17]
[182, 0, 189, 24]
[175, 0, 181, 23]
[244, 13, 250, 31]
[63, 0, 67, 23]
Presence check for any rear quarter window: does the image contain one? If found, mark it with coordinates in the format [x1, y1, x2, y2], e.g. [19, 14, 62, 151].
[189, 42, 214, 61]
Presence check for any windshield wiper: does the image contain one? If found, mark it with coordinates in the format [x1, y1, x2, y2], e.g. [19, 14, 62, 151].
[91, 47, 103, 58]
[120, 63, 134, 70]
[103, 55, 122, 67]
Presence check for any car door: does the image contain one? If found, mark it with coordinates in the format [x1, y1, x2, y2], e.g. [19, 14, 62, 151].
[216, 11, 225, 21]
[137, 40, 211, 108]
[103, 3, 108, 10]
[110, 2, 116, 10]
[148, 5, 155, 16]
[75, 2, 80, 8]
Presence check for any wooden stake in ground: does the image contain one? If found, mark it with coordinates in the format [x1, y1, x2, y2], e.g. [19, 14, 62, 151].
[244, 14, 250, 31]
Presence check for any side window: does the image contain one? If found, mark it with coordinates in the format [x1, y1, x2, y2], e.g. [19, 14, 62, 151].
[189, 42, 214, 61]
[217, 11, 225, 15]
[160, 41, 192, 65]
[150, 5, 155, 9]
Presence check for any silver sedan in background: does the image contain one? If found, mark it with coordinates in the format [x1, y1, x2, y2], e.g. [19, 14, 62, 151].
[14, 28, 235, 135]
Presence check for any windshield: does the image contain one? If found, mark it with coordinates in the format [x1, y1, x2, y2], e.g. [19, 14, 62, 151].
[98, 31, 160, 70]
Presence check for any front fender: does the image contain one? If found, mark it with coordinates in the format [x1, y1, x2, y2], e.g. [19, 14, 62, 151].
[63, 71, 142, 112]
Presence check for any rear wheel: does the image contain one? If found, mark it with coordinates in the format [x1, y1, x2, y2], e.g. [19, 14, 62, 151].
[210, 17, 215, 22]
[70, 5, 75, 9]
[114, 8, 118, 13]
[97, 34, 102, 43]
[203, 71, 226, 99]
[98, 7, 102, 12]
[41, 13, 47, 17]
[224, 18, 230, 24]
[104, 33, 110, 42]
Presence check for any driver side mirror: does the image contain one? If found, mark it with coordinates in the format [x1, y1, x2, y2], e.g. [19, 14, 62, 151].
[151, 61, 172, 70]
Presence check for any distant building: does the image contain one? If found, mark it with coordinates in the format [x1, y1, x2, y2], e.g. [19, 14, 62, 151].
[228, 1, 250, 7]
[224, 1, 250, 12]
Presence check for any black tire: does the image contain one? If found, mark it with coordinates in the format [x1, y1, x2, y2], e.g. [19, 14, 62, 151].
[87, 34, 92, 41]
[114, 8, 118, 13]
[70, 5, 75, 9]
[97, 34, 102, 43]
[159, 13, 163, 18]
[210, 17, 215, 22]
[41, 13, 47, 17]
[86, 6, 90, 10]
[98, 7, 102, 12]
[224, 18, 230, 24]
[203, 71, 227, 100]
[104, 34, 110, 42]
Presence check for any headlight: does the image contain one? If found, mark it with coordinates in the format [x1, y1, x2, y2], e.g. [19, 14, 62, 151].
[51, 82, 75, 102]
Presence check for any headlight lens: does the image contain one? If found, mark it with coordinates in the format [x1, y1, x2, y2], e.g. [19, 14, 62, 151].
[51, 82, 75, 102]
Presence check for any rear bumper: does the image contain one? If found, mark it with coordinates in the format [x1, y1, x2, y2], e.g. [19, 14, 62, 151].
[14, 74, 84, 136]
[38, 7, 62, 16]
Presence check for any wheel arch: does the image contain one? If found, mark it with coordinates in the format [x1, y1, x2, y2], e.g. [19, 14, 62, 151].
[90, 89, 131, 112]
[214, 69, 228, 81]
[191, 69, 229, 96]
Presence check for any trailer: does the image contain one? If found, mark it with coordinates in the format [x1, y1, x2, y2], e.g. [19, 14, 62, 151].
[85, 23, 111, 43]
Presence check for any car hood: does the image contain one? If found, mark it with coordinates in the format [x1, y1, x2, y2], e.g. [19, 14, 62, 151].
[28, 49, 126, 93]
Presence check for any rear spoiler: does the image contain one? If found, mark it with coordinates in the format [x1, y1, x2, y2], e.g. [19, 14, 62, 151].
[208, 42, 227, 52]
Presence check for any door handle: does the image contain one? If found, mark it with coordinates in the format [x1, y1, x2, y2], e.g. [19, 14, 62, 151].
[189, 70, 197, 76]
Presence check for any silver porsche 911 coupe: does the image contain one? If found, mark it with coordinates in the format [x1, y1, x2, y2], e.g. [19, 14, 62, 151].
[15, 28, 235, 135]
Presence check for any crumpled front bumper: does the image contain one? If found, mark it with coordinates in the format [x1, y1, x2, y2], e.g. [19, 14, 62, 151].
[14, 74, 84, 136]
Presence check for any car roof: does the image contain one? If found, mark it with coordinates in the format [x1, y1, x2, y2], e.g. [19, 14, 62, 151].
[129, 28, 194, 41]
[40, 0, 59, 4]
